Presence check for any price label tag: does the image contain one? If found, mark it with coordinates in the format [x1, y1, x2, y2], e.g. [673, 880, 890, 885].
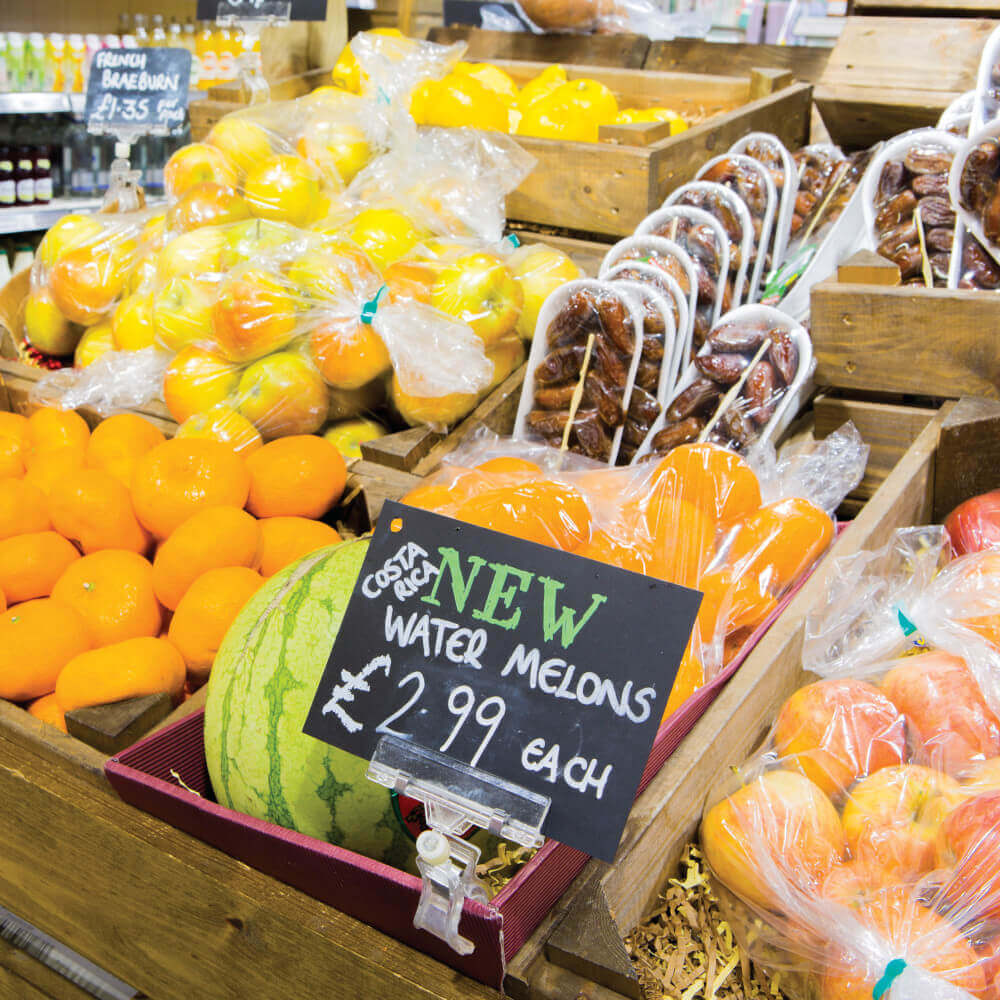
[304, 502, 701, 863]
[197, 0, 328, 20]
[85, 48, 191, 135]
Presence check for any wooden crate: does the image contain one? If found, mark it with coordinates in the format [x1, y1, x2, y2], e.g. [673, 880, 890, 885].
[814, 15, 997, 147]
[507, 395, 1000, 998]
[3, 399, 994, 1000]
[853, 0, 1000, 16]
[644, 37, 832, 83]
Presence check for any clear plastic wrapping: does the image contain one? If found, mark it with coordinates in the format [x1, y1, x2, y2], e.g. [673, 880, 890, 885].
[665, 181, 754, 310]
[950, 119, 1000, 273]
[635, 305, 814, 461]
[702, 529, 1000, 1000]
[731, 132, 797, 271]
[864, 129, 961, 287]
[513, 279, 644, 464]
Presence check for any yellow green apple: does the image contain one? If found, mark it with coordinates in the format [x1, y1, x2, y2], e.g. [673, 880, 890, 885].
[174, 404, 262, 455]
[430, 253, 523, 345]
[24, 290, 81, 355]
[162, 345, 240, 424]
[508, 244, 581, 339]
[296, 121, 371, 187]
[157, 228, 226, 281]
[218, 219, 299, 270]
[346, 208, 424, 271]
[37, 214, 104, 270]
[166, 181, 250, 234]
[236, 352, 328, 439]
[244, 154, 322, 228]
[207, 116, 272, 178]
[111, 293, 157, 351]
[323, 417, 388, 461]
[164, 142, 239, 198]
[153, 277, 216, 353]
[74, 320, 114, 368]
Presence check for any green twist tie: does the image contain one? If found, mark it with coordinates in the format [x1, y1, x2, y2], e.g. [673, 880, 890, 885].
[873, 958, 907, 1000]
[361, 285, 388, 325]
[896, 608, 918, 637]
[505, 233, 521, 248]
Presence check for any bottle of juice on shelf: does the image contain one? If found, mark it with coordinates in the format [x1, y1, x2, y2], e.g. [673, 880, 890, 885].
[168, 17, 182, 48]
[66, 35, 86, 93]
[196, 22, 217, 90]
[0, 34, 9, 94]
[34, 146, 52, 205]
[25, 33, 45, 92]
[14, 147, 35, 205]
[133, 14, 150, 47]
[84, 35, 101, 88]
[215, 25, 236, 84]
[6, 34, 24, 94]
[46, 34, 65, 93]
[151, 15, 167, 47]
[117, 12, 132, 37]
[182, 19, 200, 89]
[0, 149, 15, 207]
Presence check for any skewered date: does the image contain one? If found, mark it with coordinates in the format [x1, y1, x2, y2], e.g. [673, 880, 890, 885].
[926, 226, 956, 252]
[875, 190, 917, 232]
[720, 407, 755, 448]
[960, 141, 1000, 216]
[536, 344, 586, 385]
[695, 352, 749, 385]
[708, 320, 767, 353]
[916, 196, 955, 228]
[912, 173, 949, 198]
[903, 147, 952, 174]
[745, 361, 777, 426]
[667, 376, 720, 421]
[877, 161, 906, 201]
[767, 331, 798, 386]
[961, 236, 1000, 289]
[651, 417, 704, 452]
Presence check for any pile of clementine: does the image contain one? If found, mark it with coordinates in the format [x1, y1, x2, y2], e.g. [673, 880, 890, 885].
[402, 443, 834, 721]
[0, 407, 347, 733]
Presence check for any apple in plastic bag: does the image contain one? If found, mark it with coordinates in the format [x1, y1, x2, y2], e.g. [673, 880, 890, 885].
[219, 219, 301, 271]
[166, 181, 250, 234]
[946, 489, 1000, 556]
[244, 154, 322, 229]
[774, 679, 908, 800]
[211, 268, 297, 364]
[430, 253, 523, 346]
[163, 346, 240, 425]
[111, 293, 156, 351]
[157, 228, 225, 281]
[841, 764, 964, 881]
[207, 117, 272, 178]
[509, 244, 581, 340]
[23, 290, 81, 356]
[701, 769, 846, 912]
[881, 652, 1000, 775]
[74, 320, 113, 368]
[323, 417, 388, 462]
[153, 277, 216, 354]
[296, 122, 371, 188]
[939, 791, 1000, 923]
[236, 352, 328, 439]
[49, 245, 132, 326]
[36, 213, 104, 270]
[164, 142, 238, 199]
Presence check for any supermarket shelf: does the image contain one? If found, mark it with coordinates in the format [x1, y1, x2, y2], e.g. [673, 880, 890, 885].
[0, 198, 102, 235]
[0, 92, 85, 115]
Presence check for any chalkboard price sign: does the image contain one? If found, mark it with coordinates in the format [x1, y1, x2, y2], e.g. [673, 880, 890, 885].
[303, 502, 702, 863]
[85, 48, 191, 135]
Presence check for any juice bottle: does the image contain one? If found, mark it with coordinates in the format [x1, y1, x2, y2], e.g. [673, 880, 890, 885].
[6, 34, 24, 93]
[14, 147, 35, 205]
[182, 19, 200, 90]
[34, 147, 52, 205]
[117, 12, 133, 37]
[168, 17, 182, 48]
[0, 148, 15, 207]
[196, 22, 217, 90]
[66, 35, 86, 94]
[151, 15, 167, 47]
[26, 34, 46, 92]
[215, 25, 235, 84]
[0, 34, 9, 94]
[46, 34, 65, 93]
[133, 14, 150, 47]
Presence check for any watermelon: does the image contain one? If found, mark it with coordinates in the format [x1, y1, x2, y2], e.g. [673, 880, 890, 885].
[204, 538, 417, 871]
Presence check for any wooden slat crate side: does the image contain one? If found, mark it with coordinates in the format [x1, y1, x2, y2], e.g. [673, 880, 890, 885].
[815, 15, 997, 145]
[426, 27, 651, 68]
[644, 38, 832, 83]
[813, 394, 938, 500]
[854, 0, 1000, 14]
[810, 281, 1000, 399]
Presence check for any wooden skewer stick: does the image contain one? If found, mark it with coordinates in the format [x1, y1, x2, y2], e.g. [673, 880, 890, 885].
[560, 332, 596, 453]
[914, 205, 933, 289]
[802, 160, 849, 245]
[697, 338, 771, 444]
[669, 216, 680, 241]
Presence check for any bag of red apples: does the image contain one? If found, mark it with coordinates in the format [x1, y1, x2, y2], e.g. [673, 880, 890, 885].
[701, 522, 1000, 1000]
[400, 423, 866, 721]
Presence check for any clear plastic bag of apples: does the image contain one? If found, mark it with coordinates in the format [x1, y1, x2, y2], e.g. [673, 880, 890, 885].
[700, 514, 1000, 1000]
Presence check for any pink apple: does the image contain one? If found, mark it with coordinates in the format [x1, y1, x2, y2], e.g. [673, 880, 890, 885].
[939, 791, 1000, 924]
[946, 489, 1000, 556]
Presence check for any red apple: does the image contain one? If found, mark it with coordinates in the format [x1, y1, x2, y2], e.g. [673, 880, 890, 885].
[166, 182, 250, 234]
[939, 791, 1000, 924]
[701, 769, 846, 912]
[820, 887, 987, 1000]
[947, 489, 1000, 556]
[430, 253, 523, 346]
[210, 268, 297, 363]
[774, 678, 908, 800]
[841, 764, 964, 882]
[963, 758, 1000, 796]
[882, 652, 1000, 775]
[818, 859, 889, 909]
[236, 352, 328, 439]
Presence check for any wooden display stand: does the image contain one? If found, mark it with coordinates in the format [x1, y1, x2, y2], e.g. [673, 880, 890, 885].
[814, 15, 998, 146]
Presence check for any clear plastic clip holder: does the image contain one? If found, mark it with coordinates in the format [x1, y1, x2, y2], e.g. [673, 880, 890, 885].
[367, 734, 550, 955]
[215, 0, 292, 105]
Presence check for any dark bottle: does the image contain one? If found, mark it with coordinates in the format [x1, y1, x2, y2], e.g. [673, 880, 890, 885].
[14, 147, 35, 206]
[0, 148, 14, 207]
[34, 148, 53, 204]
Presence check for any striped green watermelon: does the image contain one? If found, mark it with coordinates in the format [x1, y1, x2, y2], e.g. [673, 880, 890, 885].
[204, 538, 417, 871]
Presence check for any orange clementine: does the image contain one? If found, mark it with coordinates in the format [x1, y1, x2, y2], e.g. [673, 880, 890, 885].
[56, 636, 186, 712]
[168, 566, 264, 682]
[52, 549, 162, 647]
[309, 316, 391, 390]
[27, 692, 67, 732]
[131, 439, 251, 539]
[175, 405, 263, 455]
[453, 480, 592, 551]
[727, 497, 833, 594]
[23, 448, 86, 497]
[400, 483, 462, 515]
[256, 517, 341, 577]
[152, 506, 261, 610]
[245, 436, 347, 519]
[0, 479, 50, 539]
[0, 598, 92, 701]
[645, 498, 715, 590]
[0, 411, 29, 478]
[576, 528, 649, 574]
[475, 457, 543, 484]
[0, 531, 80, 603]
[85, 413, 166, 486]
[644, 443, 762, 527]
[23, 407, 90, 467]
[48, 467, 151, 555]
[662, 647, 704, 721]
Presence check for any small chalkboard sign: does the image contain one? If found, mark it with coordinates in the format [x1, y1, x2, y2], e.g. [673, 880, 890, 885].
[197, 0, 329, 21]
[303, 502, 702, 863]
[85, 48, 191, 135]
